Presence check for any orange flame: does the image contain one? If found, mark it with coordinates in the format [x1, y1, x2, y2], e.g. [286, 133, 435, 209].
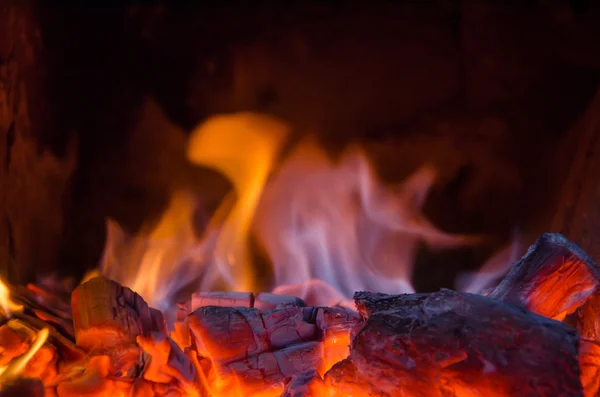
[186, 112, 289, 293]
[100, 191, 201, 309]
[100, 113, 288, 309]
[0, 278, 23, 318]
[99, 112, 477, 311]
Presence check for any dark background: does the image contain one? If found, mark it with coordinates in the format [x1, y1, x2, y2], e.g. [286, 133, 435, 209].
[2, 0, 600, 291]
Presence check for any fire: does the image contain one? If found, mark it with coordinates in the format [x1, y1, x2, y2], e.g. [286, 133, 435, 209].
[2, 110, 596, 396]
[80, 111, 509, 396]
[95, 111, 475, 396]
[100, 112, 474, 310]
[0, 327, 49, 384]
[100, 113, 288, 310]
[254, 140, 476, 304]
[0, 279, 23, 318]
[100, 191, 201, 309]
[186, 113, 289, 293]
[0, 279, 51, 387]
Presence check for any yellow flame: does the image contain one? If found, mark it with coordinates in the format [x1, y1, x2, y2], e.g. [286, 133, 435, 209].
[0, 327, 49, 384]
[99, 191, 201, 308]
[130, 191, 198, 300]
[80, 269, 101, 285]
[186, 113, 289, 292]
[0, 278, 23, 318]
[99, 112, 288, 306]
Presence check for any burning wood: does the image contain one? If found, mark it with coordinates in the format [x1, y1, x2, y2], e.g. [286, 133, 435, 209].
[190, 291, 254, 311]
[281, 371, 324, 397]
[579, 338, 600, 397]
[327, 289, 583, 396]
[187, 304, 323, 393]
[254, 293, 306, 311]
[71, 276, 155, 351]
[490, 233, 600, 321]
[136, 332, 203, 396]
[3, 233, 600, 396]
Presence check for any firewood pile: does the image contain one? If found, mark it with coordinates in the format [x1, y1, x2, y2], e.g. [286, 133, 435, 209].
[2, 233, 600, 396]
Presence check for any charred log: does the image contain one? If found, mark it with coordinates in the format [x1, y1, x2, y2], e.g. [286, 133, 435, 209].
[187, 304, 332, 392]
[490, 233, 600, 321]
[187, 305, 318, 362]
[254, 293, 306, 311]
[579, 338, 600, 397]
[568, 294, 600, 343]
[325, 289, 583, 397]
[281, 370, 324, 397]
[10, 284, 74, 340]
[71, 277, 154, 350]
[70, 277, 158, 380]
[191, 291, 254, 311]
[137, 332, 205, 396]
[223, 341, 324, 394]
[190, 291, 306, 312]
[314, 307, 361, 374]
[9, 313, 83, 362]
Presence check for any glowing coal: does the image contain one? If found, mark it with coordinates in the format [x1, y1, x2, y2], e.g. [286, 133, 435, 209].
[3, 112, 593, 396]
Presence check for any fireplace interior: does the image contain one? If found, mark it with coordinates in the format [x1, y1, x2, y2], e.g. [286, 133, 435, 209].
[2, 1, 600, 396]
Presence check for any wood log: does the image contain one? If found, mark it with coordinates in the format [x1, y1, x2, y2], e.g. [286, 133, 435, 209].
[190, 291, 309, 313]
[188, 306, 267, 361]
[579, 338, 600, 397]
[568, 294, 600, 343]
[149, 308, 168, 336]
[21, 284, 72, 319]
[315, 307, 361, 337]
[188, 305, 317, 362]
[262, 307, 318, 349]
[188, 305, 326, 393]
[10, 313, 83, 362]
[281, 370, 324, 397]
[70, 277, 158, 380]
[223, 342, 323, 395]
[315, 307, 361, 374]
[136, 332, 205, 397]
[325, 290, 583, 397]
[191, 291, 254, 311]
[489, 233, 600, 321]
[71, 277, 154, 350]
[9, 284, 74, 340]
[254, 293, 306, 311]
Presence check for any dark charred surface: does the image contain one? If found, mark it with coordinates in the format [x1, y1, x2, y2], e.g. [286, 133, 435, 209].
[327, 289, 583, 396]
[490, 233, 600, 320]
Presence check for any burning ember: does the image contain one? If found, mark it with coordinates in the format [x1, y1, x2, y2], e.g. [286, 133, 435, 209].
[1, 113, 599, 396]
